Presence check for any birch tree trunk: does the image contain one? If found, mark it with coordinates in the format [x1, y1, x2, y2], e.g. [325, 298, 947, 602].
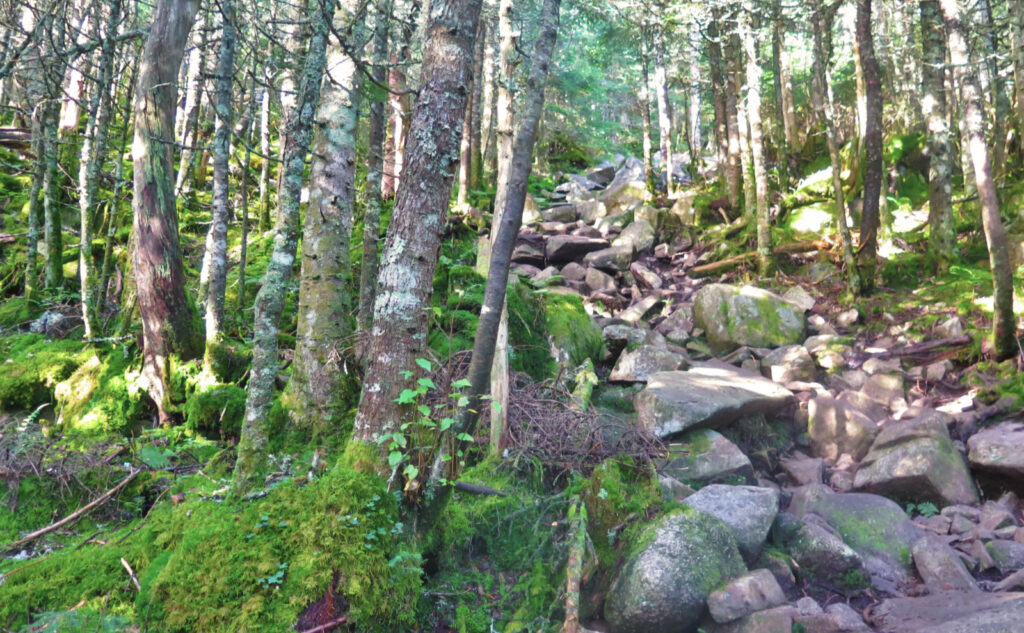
[1012, 0, 1024, 155]
[285, 4, 364, 439]
[132, 0, 203, 424]
[742, 4, 771, 274]
[350, 0, 484, 451]
[234, 0, 340, 491]
[707, 13, 729, 197]
[258, 42, 273, 230]
[723, 16, 742, 210]
[652, 6, 673, 196]
[770, 0, 790, 193]
[174, 6, 208, 196]
[358, 0, 391, 331]
[200, 0, 236, 365]
[940, 0, 1017, 360]
[640, 34, 654, 191]
[920, 0, 955, 271]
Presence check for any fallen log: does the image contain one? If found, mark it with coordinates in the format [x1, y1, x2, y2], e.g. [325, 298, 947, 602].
[0, 127, 31, 151]
[560, 497, 587, 633]
[688, 240, 830, 279]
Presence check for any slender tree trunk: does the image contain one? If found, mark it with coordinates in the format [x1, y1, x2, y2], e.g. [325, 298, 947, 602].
[200, 0, 236, 366]
[132, 0, 203, 423]
[24, 109, 45, 300]
[358, 0, 391, 331]
[977, 0, 1009, 174]
[857, 0, 883, 295]
[640, 35, 655, 192]
[652, 7, 673, 196]
[809, 0, 860, 295]
[770, 0, 790, 193]
[350, 0, 484, 451]
[730, 26, 755, 220]
[484, 14, 500, 177]
[41, 101, 62, 289]
[174, 7, 208, 196]
[258, 43, 273, 230]
[470, 20, 485, 189]
[723, 16, 742, 210]
[1012, 0, 1024, 156]
[77, 0, 122, 336]
[686, 20, 702, 172]
[742, 4, 771, 274]
[707, 12, 729, 196]
[237, 74, 255, 313]
[457, 65, 474, 207]
[920, 0, 955, 271]
[234, 0, 341, 490]
[286, 6, 364, 438]
[382, 0, 422, 199]
[940, 0, 1017, 360]
[99, 68, 135, 315]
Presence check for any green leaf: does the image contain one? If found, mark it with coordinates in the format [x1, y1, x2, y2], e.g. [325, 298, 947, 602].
[399, 370, 413, 379]
[440, 417, 454, 431]
[451, 378, 472, 389]
[395, 389, 419, 404]
[403, 464, 419, 480]
[388, 451, 403, 468]
[491, 401, 502, 414]
[139, 446, 172, 469]
[456, 432, 474, 442]
[417, 405, 431, 417]
[415, 358, 432, 371]
[417, 377, 437, 390]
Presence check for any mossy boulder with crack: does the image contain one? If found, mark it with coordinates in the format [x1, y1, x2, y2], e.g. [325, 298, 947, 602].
[544, 291, 604, 368]
[54, 350, 147, 435]
[693, 284, 806, 352]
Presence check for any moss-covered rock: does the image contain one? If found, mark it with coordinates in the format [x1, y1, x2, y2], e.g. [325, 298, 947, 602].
[604, 508, 747, 633]
[0, 334, 88, 410]
[183, 382, 246, 437]
[543, 291, 604, 368]
[54, 350, 147, 435]
[693, 284, 806, 352]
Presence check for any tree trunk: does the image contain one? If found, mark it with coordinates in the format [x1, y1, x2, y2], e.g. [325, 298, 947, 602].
[742, 4, 771, 275]
[200, 0, 237, 365]
[723, 15, 742, 210]
[707, 12, 729, 197]
[132, 0, 203, 424]
[770, 0, 790, 193]
[382, 0, 422, 199]
[41, 101, 62, 289]
[258, 40, 273, 230]
[652, 7, 673, 196]
[470, 20, 485, 190]
[358, 0, 391, 331]
[856, 0, 883, 295]
[976, 0, 1009, 174]
[234, 0, 340, 491]
[809, 0, 860, 295]
[1012, 0, 1024, 156]
[350, 0, 484, 452]
[920, 0, 955, 271]
[640, 35, 654, 192]
[174, 6, 208, 196]
[686, 19, 702, 171]
[77, 0, 122, 336]
[940, 0, 1017, 360]
[24, 110, 44, 300]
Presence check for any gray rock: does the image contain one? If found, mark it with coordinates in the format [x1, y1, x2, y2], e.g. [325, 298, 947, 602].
[702, 606, 794, 633]
[660, 429, 756, 487]
[636, 362, 794, 438]
[934, 316, 965, 339]
[511, 242, 545, 267]
[605, 509, 747, 633]
[912, 534, 979, 592]
[761, 345, 816, 383]
[780, 454, 824, 486]
[586, 164, 616, 186]
[871, 591, 1024, 633]
[658, 474, 696, 502]
[601, 179, 647, 216]
[683, 485, 780, 560]
[583, 244, 634, 271]
[968, 421, 1024, 482]
[778, 514, 865, 588]
[807, 396, 879, 461]
[861, 357, 902, 375]
[630, 261, 663, 289]
[986, 540, 1024, 574]
[617, 295, 660, 324]
[576, 199, 608, 224]
[836, 308, 861, 327]
[609, 345, 688, 382]
[613, 219, 656, 252]
[585, 267, 617, 293]
[545, 235, 610, 263]
[532, 266, 563, 285]
[560, 262, 587, 282]
[854, 410, 979, 506]
[693, 284, 806, 352]
[782, 286, 816, 312]
[860, 373, 906, 413]
[541, 203, 578, 223]
[825, 603, 872, 631]
[602, 324, 650, 358]
[670, 190, 698, 225]
[707, 569, 787, 623]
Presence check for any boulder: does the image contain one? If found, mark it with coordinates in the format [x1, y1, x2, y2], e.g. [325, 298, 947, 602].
[583, 245, 634, 271]
[701, 607, 794, 633]
[871, 591, 1024, 633]
[912, 534, 979, 592]
[780, 454, 824, 486]
[693, 284, 806, 352]
[577, 199, 608, 224]
[669, 190, 699, 225]
[986, 540, 1024, 574]
[761, 345, 816, 383]
[522, 195, 541, 224]
[605, 509, 747, 633]
[617, 295, 661, 324]
[636, 362, 793, 438]
[609, 345, 688, 382]
[560, 262, 587, 282]
[968, 421, 1024, 482]
[778, 513, 865, 586]
[630, 261, 663, 289]
[585, 267, 617, 293]
[782, 286, 816, 312]
[683, 485, 780, 560]
[661, 429, 757, 487]
[602, 179, 647, 216]
[541, 203, 578, 223]
[545, 235, 609, 263]
[859, 373, 907, 413]
[613, 219, 656, 252]
[586, 164, 616, 186]
[853, 410, 979, 506]
[511, 242, 545, 267]
[707, 569, 787, 623]
[807, 397, 879, 461]
[603, 324, 658, 358]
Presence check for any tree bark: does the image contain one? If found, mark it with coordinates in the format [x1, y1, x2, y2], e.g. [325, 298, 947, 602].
[652, 5, 673, 196]
[856, 0, 883, 295]
[940, 0, 1017, 360]
[1012, 0, 1024, 157]
[685, 19, 702, 171]
[381, 0, 422, 199]
[722, 14, 742, 210]
[770, 0, 790, 193]
[920, 0, 955, 271]
[350, 0, 484, 451]
[132, 0, 203, 424]
[200, 0, 237, 365]
[640, 34, 654, 192]
[358, 0, 391, 331]
[470, 19, 486, 190]
[707, 12, 729, 198]
[258, 40, 273, 230]
[286, 4, 364, 439]
[234, 0, 340, 491]
[174, 6, 208, 196]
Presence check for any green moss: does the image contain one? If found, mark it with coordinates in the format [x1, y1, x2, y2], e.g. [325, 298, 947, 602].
[183, 382, 246, 437]
[0, 334, 88, 410]
[54, 349, 147, 435]
[581, 460, 662, 567]
[543, 293, 604, 368]
[0, 475, 66, 544]
[0, 297, 40, 329]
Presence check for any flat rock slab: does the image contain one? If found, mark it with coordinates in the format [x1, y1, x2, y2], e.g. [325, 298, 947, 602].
[870, 591, 1024, 633]
[968, 421, 1024, 481]
[545, 234, 609, 263]
[636, 361, 794, 438]
[684, 485, 780, 561]
[609, 344, 688, 382]
[707, 569, 787, 623]
[660, 429, 756, 487]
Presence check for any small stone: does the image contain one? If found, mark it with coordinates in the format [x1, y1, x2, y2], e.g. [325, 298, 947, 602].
[795, 597, 823, 616]
[630, 261, 663, 289]
[934, 315, 965, 338]
[609, 345, 688, 382]
[585, 267, 617, 293]
[560, 262, 587, 282]
[862, 357, 902, 375]
[761, 345, 816, 383]
[583, 244, 634, 271]
[782, 286, 816, 312]
[707, 569, 787, 623]
[925, 360, 952, 381]
[836, 308, 861, 327]
[824, 603, 871, 631]
[617, 295, 660, 324]
[808, 314, 838, 335]
[986, 540, 1024, 574]
[912, 534, 979, 592]
[654, 243, 672, 259]
[807, 396, 879, 461]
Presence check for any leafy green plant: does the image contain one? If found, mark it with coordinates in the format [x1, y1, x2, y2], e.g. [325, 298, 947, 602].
[905, 501, 939, 518]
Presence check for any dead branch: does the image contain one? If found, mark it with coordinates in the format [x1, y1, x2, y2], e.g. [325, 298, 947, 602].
[561, 497, 587, 633]
[121, 557, 141, 591]
[298, 616, 349, 633]
[688, 240, 829, 279]
[454, 481, 508, 497]
[4, 469, 140, 551]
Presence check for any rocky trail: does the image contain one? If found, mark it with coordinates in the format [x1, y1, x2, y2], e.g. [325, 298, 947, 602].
[509, 157, 1024, 633]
